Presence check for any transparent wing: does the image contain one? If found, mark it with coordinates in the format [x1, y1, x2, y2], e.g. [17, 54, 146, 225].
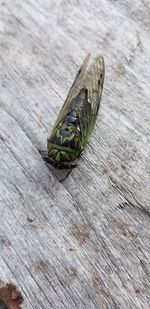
[53, 54, 105, 147]
[78, 55, 105, 147]
[53, 53, 91, 128]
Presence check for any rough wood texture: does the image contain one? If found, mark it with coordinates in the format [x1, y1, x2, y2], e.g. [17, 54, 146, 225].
[0, 1, 150, 308]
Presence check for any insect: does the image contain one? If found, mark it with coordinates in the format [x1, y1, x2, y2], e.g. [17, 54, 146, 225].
[40, 53, 105, 176]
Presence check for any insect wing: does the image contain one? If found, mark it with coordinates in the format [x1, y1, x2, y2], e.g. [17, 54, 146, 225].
[52, 54, 105, 148]
[78, 55, 105, 148]
[53, 53, 91, 129]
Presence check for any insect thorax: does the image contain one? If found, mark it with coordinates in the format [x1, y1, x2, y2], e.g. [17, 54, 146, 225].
[47, 123, 81, 167]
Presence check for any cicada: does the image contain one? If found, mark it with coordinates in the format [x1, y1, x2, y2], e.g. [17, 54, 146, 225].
[41, 53, 105, 173]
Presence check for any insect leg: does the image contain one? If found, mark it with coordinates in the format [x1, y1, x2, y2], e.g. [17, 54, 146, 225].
[60, 169, 73, 182]
[38, 150, 50, 162]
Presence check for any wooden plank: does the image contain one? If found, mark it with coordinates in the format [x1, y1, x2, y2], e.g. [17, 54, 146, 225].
[0, 0, 150, 308]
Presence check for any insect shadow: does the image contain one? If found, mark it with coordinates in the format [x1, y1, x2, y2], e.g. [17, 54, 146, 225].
[45, 161, 72, 182]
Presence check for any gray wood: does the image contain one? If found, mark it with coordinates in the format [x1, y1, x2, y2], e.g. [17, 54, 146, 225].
[0, 0, 150, 308]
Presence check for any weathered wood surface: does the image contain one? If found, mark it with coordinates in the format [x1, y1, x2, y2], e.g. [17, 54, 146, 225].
[0, 0, 150, 308]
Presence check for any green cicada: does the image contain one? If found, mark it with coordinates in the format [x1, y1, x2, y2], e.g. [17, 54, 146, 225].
[41, 53, 105, 173]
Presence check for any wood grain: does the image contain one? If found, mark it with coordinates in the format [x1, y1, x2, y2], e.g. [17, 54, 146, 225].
[0, 1, 150, 308]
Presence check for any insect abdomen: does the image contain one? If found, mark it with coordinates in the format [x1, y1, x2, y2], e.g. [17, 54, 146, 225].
[64, 110, 78, 126]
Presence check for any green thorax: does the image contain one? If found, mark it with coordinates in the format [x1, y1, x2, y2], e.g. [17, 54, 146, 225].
[47, 124, 81, 163]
